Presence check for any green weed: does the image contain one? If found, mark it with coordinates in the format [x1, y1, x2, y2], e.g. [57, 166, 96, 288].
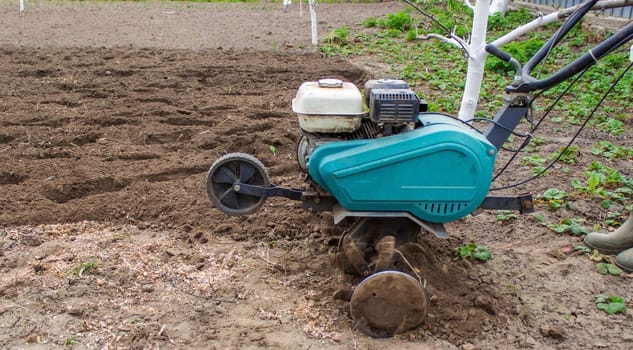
[604, 211, 625, 227]
[550, 145, 580, 165]
[521, 154, 546, 167]
[595, 294, 626, 315]
[323, 27, 350, 46]
[574, 245, 592, 254]
[73, 261, 96, 277]
[506, 283, 521, 296]
[496, 210, 518, 224]
[548, 218, 589, 235]
[65, 336, 77, 347]
[456, 243, 492, 262]
[572, 172, 606, 197]
[530, 213, 547, 225]
[591, 141, 633, 160]
[596, 263, 622, 276]
[521, 154, 547, 175]
[596, 118, 626, 135]
[363, 16, 378, 28]
[538, 188, 570, 211]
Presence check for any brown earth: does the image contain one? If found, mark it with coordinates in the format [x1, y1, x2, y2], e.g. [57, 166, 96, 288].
[1, 1, 632, 349]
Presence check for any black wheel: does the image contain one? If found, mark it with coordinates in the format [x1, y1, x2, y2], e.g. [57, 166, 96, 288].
[206, 153, 270, 215]
[295, 135, 309, 171]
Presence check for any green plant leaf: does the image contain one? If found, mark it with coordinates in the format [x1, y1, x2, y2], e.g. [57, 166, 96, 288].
[571, 224, 589, 236]
[595, 294, 608, 304]
[66, 336, 77, 346]
[570, 225, 582, 235]
[73, 261, 96, 277]
[606, 264, 622, 276]
[531, 213, 546, 223]
[473, 247, 492, 261]
[590, 250, 605, 262]
[269, 145, 277, 156]
[595, 294, 627, 315]
[596, 302, 626, 315]
[457, 243, 491, 261]
[553, 225, 568, 233]
[496, 210, 517, 223]
[456, 242, 476, 258]
[574, 246, 592, 253]
[588, 172, 602, 190]
[596, 262, 609, 274]
[608, 295, 625, 303]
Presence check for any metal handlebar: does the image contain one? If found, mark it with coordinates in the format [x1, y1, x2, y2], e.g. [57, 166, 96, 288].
[507, 21, 633, 93]
[485, 44, 522, 78]
[485, 0, 633, 94]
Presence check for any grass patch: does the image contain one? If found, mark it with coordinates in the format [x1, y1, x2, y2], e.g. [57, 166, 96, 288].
[73, 261, 96, 277]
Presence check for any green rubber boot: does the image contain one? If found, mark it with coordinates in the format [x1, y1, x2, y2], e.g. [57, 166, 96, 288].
[615, 247, 633, 273]
[584, 215, 633, 255]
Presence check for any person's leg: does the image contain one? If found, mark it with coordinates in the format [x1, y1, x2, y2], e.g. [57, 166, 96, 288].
[584, 214, 633, 272]
[615, 248, 633, 272]
[584, 214, 633, 255]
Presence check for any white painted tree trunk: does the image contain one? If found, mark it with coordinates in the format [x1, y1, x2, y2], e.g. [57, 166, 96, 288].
[19, 0, 24, 14]
[309, 0, 318, 46]
[490, 0, 510, 15]
[457, 0, 491, 121]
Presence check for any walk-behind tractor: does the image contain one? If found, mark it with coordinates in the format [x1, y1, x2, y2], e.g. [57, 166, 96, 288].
[206, 77, 534, 337]
[207, 0, 633, 337]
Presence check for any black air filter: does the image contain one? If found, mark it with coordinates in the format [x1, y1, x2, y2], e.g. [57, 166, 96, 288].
[368, 88, 420, 123]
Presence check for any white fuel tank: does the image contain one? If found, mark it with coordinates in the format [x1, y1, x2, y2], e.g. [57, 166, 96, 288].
[292, 78, 364, 133]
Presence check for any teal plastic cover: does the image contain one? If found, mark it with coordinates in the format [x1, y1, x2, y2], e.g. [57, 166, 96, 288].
[308, 113, 496, 223]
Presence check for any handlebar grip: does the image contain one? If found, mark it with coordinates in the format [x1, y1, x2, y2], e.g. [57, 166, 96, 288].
[485, 44, 512, 63]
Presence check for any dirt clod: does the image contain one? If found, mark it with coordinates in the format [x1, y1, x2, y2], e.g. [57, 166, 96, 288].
[539, 324, 567, 340]
[474, 294, 496, 315]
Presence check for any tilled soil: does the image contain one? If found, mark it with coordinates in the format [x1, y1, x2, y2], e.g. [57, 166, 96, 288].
[1, 1, 632, 349]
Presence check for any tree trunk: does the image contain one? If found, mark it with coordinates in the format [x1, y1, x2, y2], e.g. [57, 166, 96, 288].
[309, 0, 318, 46]
[490, 0, 510, 15]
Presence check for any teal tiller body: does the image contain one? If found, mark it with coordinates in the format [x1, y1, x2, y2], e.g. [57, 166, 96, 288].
[308, 113, 497, 223]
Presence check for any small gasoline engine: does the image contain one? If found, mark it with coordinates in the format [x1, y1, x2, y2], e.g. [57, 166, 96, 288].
[206, 78, 533, 337]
